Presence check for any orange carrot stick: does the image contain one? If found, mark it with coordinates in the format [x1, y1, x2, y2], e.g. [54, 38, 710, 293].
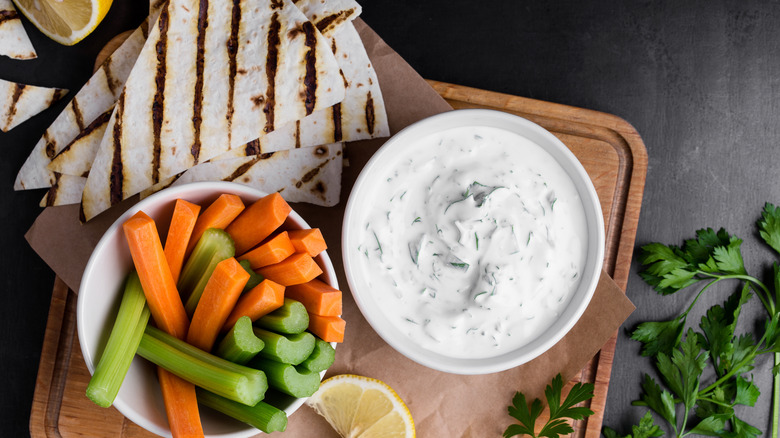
[287, 228, 327, 257]
[238, 231, 295, 269]
[186, 257, 250, 351]
[285, 278, 341, 317]
[225, 192, 291, 255]
[122, 211, 189, 340]
[222, 279, 286, 331]
[307, 313, 346, 343]
[157, 368, 204, 437]
[185, 193, 245, 258]
[164, 199, 201, 283]
[256, 253, 323, 286]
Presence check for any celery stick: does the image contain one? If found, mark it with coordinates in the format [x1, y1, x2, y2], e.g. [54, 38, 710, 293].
[252, 328, 315, 365]
[297, 337, 335, 373]
[178, 228, 235, 315]
[254, 298, 309, 334]
[86, 271, 151, 407]
[238, 259, 264, 293]
[137, 325, 267, 406]
[197, 388, 287, 433]
[249, 357, 321, 398]
[215, 316, 264, 365]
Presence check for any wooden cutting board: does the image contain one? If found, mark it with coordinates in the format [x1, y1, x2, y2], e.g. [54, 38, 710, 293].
[29, 81, 647, 437]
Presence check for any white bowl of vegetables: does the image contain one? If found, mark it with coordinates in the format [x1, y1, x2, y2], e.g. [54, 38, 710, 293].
[77, 181, 345, 437]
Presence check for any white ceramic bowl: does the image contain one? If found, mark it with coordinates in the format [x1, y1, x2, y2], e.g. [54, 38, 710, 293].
[77, 181, 338, 437]
[342, 109, 604, 375]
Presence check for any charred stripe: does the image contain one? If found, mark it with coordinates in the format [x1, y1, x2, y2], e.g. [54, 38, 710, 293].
[294, 120, 301, 148]
[222, 154, 269, 181]
[43, 131, 56, 159]
[56, 108, 113, 156]
[302, 21, 318, 115]
[6, 83, 25, 124]
[0, 9, 19, 26]
[71, 97, 85, 131]
[243, 138, 261, 155]
[365, 90, 376, 135]
[151, 7, 170, 184]
[332, 103, 342, 142]
[109, 92, 126, 206]
[191, 0, 209, 164]
[263, 11, 281, 133]
[226, 0, 242, 146]
[314, 9, 354, 35]
[45, 172, 62, 207]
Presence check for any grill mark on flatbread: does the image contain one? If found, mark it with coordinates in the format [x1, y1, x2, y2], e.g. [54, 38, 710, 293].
[226, 0, 242, 146]
[314, 9, 355, 35]
[104, 61, 118, 95]
[43, 131, 56, 159]
[0, 9, 19, 26]
[365, 90, 376, 135]
[243, 138, 261, 155]
[332, 103, 342, 142]
[109, 92, 126, 206]
[302, 21, 318, 115]
[6, 83, 25, 124]
[223, 154, 273, 181]
[45, 172, 62, 207]
[151, 7, 170, 184]
[191, 0, 209, 164]
[71, 98, 85, 131]
[294, 153, 334, 188]
[263, 11, 282, 133]
[294, 121, 301, 148]
[56, 108, 112, 157]
[140, 18, 150, 39]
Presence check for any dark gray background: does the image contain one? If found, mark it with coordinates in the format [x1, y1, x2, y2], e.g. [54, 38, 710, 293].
[2, 0, 779, 436]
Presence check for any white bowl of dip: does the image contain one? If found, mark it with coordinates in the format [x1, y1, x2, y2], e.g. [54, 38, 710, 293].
[342, 109, 604, 375]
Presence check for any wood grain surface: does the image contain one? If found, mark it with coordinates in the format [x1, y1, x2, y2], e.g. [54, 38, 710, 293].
[28, 82, 647, 437]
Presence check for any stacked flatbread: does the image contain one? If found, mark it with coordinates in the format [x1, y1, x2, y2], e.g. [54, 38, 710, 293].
[14, 0, 389, 221]
[0, 0, 36, 60]
[0, 78, 66, 132]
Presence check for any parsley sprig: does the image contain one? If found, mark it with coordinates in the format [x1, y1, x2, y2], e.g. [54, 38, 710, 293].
[605, 203, 780, 438]
[504, 374, 595, 437]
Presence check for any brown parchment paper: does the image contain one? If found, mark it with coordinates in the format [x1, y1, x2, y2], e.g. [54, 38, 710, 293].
[26, 19, 635, 438]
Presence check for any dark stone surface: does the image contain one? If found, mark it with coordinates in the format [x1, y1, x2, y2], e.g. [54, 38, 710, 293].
[2, 0, 778, 435]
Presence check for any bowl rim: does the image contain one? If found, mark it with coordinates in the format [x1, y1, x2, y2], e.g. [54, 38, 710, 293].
[341, 108, 605, 375]
[77, 181, 338, 437]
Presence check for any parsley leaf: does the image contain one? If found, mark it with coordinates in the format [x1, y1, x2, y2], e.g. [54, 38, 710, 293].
[503, 374, 594, 438]
[631, 316, 685, 357]
[758, 203, 780, 254]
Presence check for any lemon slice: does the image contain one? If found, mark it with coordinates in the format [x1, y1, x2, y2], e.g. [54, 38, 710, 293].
[12, 0, 112, 46]
[307, 374, 415, 438]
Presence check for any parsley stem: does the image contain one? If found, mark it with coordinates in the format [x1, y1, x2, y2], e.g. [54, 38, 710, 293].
[697, 272, 774, 314]
[698, 343, 763, 398]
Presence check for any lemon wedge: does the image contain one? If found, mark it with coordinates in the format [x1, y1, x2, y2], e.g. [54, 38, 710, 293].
[12, 0, 112, 46]
[307, 374, 415, 438]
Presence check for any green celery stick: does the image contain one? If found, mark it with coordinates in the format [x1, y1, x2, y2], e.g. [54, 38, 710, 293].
[215, 316, 264, 365]
[252, 328, 315, 365]
[250, 357, 321, 398]
[297, 337, 335, 373]
[197, 388, 287, 433]
[86, 271, 151, 407]
[238, 259, 264, 293]
[254, 298, 309, 334]
[137, 325, 267, 406]
[178, 228, 235, 316]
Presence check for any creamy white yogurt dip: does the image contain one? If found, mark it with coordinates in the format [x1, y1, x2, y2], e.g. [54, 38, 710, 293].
[355, 125, 588, 359]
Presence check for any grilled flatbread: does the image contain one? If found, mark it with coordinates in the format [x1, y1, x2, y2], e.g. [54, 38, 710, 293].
[0, 78, 66, 132]
[293, 0, 361, 38]
[0, 0, 36, 60]
[47, 106, 113, 177]
[14, 21, 149, 190]
[39, 173, 86, 207]
[80, 0, 346, 221]
[214, 21, 388, 159]
[144, 143, 343, 206]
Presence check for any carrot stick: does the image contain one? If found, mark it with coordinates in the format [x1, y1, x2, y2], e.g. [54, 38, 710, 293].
[306, 313, 346, 343]
[287, 228, 327, 257]
[225, 192, 291, 255]
[122, 211, 202, 435]
[238, 231, 295, 269]
[186, 257, 250, 351]
[164, 199, 201, 283]
[256, 253, 323, 286]
[285, 278, 341, 317]
[222, 279, 286, 331]
[122, 211, 189, 340]
[157, 368, 204, 437]
[185, 193, 245, 258]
